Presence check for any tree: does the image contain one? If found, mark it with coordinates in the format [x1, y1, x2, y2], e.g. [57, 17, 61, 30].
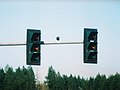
[45, 66, 120, 90]
[80, 77, 88, 90]
[88, 77, 94, 90]
[3, 66, 15, 90]
[27, 66, 36, 90]
[93, 73, 101, 90]
[0, 68, 5, 90]
[77, 76, 83, 90]
[63, 75, 69, 90]
[99, 75, 107, 90]
[55, 72, 64, 90]
[45, 66, 57, 90]
[14, 67, 23, 90]
[2, 65, 36, 90]
[109, 73, 120, 90]
[67, 74, 79, 90]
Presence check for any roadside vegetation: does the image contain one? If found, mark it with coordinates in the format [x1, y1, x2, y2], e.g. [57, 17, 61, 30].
[0, 65, 120, 90]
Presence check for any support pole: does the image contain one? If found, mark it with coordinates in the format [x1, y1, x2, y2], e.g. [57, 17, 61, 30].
[0, 41, 83, 46]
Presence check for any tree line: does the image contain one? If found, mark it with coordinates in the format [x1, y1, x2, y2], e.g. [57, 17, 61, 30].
[45, 66, 120, 90]
[0, 65, 120, 90]
[0, 65, 36, 90]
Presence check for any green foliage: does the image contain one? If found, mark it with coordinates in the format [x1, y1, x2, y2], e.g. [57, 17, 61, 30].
[0, 65, 36, 90]
[45, 66, 120, 90]
[0, 68, 5, 90]
[3, 66, 15, 90]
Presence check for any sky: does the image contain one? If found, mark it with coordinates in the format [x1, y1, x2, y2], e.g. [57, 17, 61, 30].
[0, 0, 120, 81]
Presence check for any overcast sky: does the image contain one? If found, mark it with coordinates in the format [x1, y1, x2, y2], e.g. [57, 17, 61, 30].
[0, 0, 120, 81]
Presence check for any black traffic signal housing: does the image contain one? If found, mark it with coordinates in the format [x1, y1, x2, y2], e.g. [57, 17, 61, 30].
[27, 29, 41, 65]
[84, 28, 98, 64]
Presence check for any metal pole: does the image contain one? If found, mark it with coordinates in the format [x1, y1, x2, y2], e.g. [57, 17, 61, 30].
[0, 43, 26, 46]
[0, 41, 83, 46]
[43, 42, 83, 45]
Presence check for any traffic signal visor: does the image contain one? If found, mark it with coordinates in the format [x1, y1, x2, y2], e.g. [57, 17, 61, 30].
[31, 33, 40, 42]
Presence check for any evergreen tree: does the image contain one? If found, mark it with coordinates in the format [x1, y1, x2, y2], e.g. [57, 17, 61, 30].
[99, 75, 107, 90]
[14, 67, 23, 90]
[109, 73, 120, 90]
[3, 66, 15, 90]
[0, 68, 5, 90]
[14, 66, 36, 90]
[45, 66, 57, 90]
[73, 76, 79, 90]
[0, 65, 36, 90]
[67, 74, 79, 90]
[93, 73, 101, 90]
[45, 66, 120, 90]
[88, 77, 94, 90]
[63, 75, 69, 90]
[77, 76, 83, 90]
[55, 72, 64, 90]
[80, 77, 88, 90]
[27, 66, 36, 90]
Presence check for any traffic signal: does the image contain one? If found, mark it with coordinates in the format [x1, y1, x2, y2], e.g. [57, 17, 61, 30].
[84, 28, 98, 64]
[27, 29, 41, 65]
